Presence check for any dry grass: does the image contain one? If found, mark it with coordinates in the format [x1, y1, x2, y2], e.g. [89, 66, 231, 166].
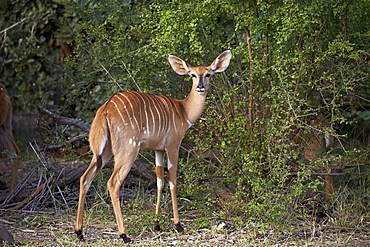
[0, 150, 369, 246]
[0, 204, 369, 247]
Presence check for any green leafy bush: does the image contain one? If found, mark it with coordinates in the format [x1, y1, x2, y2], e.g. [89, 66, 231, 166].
[63, 0, 369, 225]
[2, 0, 368, 228]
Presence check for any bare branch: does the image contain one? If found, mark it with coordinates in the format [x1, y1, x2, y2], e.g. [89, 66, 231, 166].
[0, 17, 29, 34]
[42, 133, 89, 150]
[38, 105, 90, 133]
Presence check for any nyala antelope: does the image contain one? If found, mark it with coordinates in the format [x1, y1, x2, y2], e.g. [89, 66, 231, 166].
[0, 83, 20, 192]
[75, 50, 232, 243]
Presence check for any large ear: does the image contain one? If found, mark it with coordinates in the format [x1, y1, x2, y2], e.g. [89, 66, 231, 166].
[209, 50, 232, 73]
[168, 55, 192, 75]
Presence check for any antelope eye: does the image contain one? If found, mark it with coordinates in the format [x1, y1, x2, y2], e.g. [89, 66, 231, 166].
[205, 74, 211, 78]
[190, 74, 197, 78]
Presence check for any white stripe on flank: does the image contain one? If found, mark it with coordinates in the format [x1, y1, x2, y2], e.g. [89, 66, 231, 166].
[154, 97, 166, 136]
[145, 98, 155, 136]
[171, 99, 184, 130]
[128, 92, 142, 132]
[136, 93, 151, 138]
[166, 98, 178, 132]
[120, 92, 140, 131]
[153, 103, 162, 137]
[172, 107, 177, 132]
[113, 95, 134, 129]
[159, 97, 176, 132]
[148, 96, 160, 138]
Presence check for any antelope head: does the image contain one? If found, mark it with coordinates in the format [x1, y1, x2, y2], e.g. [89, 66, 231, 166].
[168, 50, 232, 95]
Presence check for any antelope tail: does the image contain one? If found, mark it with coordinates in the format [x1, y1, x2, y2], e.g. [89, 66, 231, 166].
[89, 106, 110, 168]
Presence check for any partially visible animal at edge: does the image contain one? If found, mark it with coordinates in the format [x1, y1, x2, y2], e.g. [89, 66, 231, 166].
[0, 83, 20, 192]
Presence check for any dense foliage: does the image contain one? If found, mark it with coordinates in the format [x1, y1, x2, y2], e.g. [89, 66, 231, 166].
[1, 0, 369, 226]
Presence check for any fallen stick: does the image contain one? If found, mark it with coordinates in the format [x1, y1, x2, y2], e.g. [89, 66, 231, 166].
[322, 225, 370, 232]
[289, 171, 369, 176]
[11, 177, 52, 211]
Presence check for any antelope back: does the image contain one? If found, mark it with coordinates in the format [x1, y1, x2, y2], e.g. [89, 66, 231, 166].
[95, 91, 189, 152]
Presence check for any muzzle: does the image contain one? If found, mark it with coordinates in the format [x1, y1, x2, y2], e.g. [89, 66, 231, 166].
[196, 76, 206, 95]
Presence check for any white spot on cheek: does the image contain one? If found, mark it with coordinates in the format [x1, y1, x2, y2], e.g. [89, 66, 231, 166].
[129, 138, 133, 145]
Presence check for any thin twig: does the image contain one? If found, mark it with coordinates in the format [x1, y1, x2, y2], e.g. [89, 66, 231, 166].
[11, 177, 52, 211]
[289, 171, 369, 176]
[42, 133, 89, 150]
[38, 106, 90, 149]
[131, 232, 166, 242]
[76, 80, 110, 85]
[0, 161, 37, 208]
[85, 39, 124, 91]
[55, 168, 69, 208]
[322, 226, 370, 232]
[0, 209, 51, 214]
[0, 18, 29, 34]
[29, 142, 48, 172]
[120, 59, 142, 92]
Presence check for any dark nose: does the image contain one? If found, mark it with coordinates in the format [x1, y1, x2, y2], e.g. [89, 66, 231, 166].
[196, 76, 206, 93]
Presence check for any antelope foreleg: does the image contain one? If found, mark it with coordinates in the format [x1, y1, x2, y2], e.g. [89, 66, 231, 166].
[154, 151, 164, 231]
[167, 152, 184, 233]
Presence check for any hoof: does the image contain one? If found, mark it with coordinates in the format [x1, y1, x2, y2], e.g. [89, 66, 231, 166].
[75, 230, 84, 240]
[175, 223, 184, 233]
[119, 233, 131, 243]
[154, 219, 161, 231]
[154, 224, 161, 231]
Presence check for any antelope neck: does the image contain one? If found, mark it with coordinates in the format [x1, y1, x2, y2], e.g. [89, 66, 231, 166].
[180, 82, 206, 124]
